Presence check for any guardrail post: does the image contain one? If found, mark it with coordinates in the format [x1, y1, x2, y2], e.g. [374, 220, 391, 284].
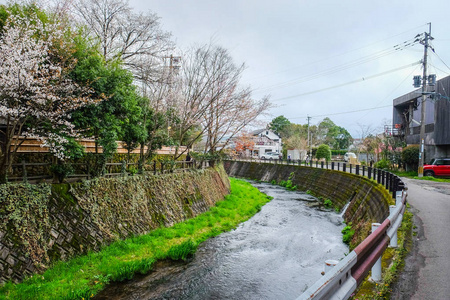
[343, 163, 346, 173]
[398, 182, 405, 194]
[392, 177, 398, 198]
[321, 161, 324, 169]
[362, 165, 365, 176]
[389, 173, 393, 192]
[331, 162, 335, 170]
[389, 205, 398, 248]
[377, 169, 381, 184]
[22, 160, 28, 183]
[368, 167, 372, 179]
[371, 223, 382, 282]
[396, 191, 403, 207]
[310, 160, 313, 167]
[349, 164, 352, 174]
[396, 177, 400, 191]
[356, 164, 360, 175]
[385, 172, 390, 191]
[381, 170, 385, 186]
[337, 162, 340, 171]
[324, 259, 339, 274]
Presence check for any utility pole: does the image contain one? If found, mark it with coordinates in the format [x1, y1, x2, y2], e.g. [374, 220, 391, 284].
[307, 116, 312, 160]
[418, 23, 432, 177]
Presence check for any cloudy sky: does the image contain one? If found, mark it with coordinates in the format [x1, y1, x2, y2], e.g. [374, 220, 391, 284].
[127, 0, 450, 138]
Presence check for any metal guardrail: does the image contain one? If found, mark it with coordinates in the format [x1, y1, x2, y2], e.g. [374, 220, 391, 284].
[297, 191, 406, 300]
[229, 158, 407, 299]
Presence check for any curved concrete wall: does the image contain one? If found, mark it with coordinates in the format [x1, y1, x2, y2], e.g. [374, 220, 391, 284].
[224, 161, 393, 246]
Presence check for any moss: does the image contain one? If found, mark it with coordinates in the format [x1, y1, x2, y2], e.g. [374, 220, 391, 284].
[0, 183, 52, 269]
[51, 184, 77, 205]
[0, 164, 231, 285]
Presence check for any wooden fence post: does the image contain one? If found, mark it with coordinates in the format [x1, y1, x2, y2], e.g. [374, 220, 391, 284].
[22, 160, 27, 183]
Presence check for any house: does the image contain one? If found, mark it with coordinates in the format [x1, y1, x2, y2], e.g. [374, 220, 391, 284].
[249, 129, 282, 158]
[391, 75, 450, 161]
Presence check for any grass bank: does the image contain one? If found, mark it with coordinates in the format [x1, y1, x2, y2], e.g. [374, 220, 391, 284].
[391, 170, 450, 182]
[0, 178, 272, 300]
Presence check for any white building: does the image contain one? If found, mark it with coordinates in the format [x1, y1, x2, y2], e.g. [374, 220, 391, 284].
[250, 129, 282, 158]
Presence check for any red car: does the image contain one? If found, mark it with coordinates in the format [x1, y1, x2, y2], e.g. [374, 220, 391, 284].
[423, 158, 450, 177]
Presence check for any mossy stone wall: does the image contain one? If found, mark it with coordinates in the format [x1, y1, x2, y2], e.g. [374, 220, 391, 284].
[224, 161, 393, 246]
[0, 165, 230, 284]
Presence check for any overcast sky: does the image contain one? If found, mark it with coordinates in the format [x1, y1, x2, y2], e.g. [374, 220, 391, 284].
[127, 0, 450, 138]
[3, 0, 448, 138]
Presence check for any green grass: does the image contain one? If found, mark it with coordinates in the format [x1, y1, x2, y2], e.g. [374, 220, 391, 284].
[0, 178, 272, 300]
[341, 224, 355, 245]
[390, 170, 418, 178]
[390, 170, 450, 182]
[412, 176, 450, 182]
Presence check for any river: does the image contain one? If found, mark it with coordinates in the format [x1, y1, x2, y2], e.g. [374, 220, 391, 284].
[95, 181, 348, 300]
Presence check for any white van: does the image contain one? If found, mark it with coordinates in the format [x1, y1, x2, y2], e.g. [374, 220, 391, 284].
[260, 152, 281, 160]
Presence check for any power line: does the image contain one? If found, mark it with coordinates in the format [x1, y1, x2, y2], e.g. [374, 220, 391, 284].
[253, 38, 421, 94]
[248, 24, 428, 82]
[271, 61, 421, 102]
[263, 104, 392, 123]
[354, 62, 422, 124]
[290, 105, 392, 120]
[251, 33, 424, 95]
[430, 50, 450, 72]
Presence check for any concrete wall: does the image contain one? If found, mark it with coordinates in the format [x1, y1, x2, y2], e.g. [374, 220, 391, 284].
[0, 166, 230, 284]
[224, 161, 393, 246]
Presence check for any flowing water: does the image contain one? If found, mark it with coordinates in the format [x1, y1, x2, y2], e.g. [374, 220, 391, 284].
[95, 181, 348, 300]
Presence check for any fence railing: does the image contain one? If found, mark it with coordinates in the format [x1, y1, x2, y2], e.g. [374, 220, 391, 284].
[229, 158, 407, 299]
[7, 159, 212, 183]
[232, 157, 405, 198]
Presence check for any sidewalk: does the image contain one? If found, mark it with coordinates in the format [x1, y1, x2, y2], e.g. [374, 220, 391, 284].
[391, 178, 450, 299]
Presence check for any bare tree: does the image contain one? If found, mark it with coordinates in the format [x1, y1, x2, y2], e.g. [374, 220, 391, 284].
[169, 44, 270, 159]
[72, 0, 173, 67]
[284, 135, 308, 152]
[357, 123, 375, 162]
[137, 61, 177, 161]
[202, 85, 270, 155]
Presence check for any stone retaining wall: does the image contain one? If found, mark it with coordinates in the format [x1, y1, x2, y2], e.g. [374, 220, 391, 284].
[0, 166, 230, 284]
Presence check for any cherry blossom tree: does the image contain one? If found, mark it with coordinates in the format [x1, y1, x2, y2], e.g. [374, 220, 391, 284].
[0, 11, 96, 182]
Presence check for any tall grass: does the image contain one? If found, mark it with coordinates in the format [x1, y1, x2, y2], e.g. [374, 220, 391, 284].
[0, 178, 271, 300]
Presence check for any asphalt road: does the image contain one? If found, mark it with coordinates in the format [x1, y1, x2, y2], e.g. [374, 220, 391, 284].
[391, 178, 450, 300]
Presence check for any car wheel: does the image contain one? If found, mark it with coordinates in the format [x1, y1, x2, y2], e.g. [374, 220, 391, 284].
[269, 157, 273, 160]
[424, 170, 434, 177]
[261, 157, 265, 160]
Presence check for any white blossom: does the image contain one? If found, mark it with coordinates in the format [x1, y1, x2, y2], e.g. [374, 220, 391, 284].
[0, 10, 97, 174]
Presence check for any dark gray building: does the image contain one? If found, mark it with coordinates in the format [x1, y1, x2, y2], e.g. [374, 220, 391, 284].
[392, 75, 450, 161]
